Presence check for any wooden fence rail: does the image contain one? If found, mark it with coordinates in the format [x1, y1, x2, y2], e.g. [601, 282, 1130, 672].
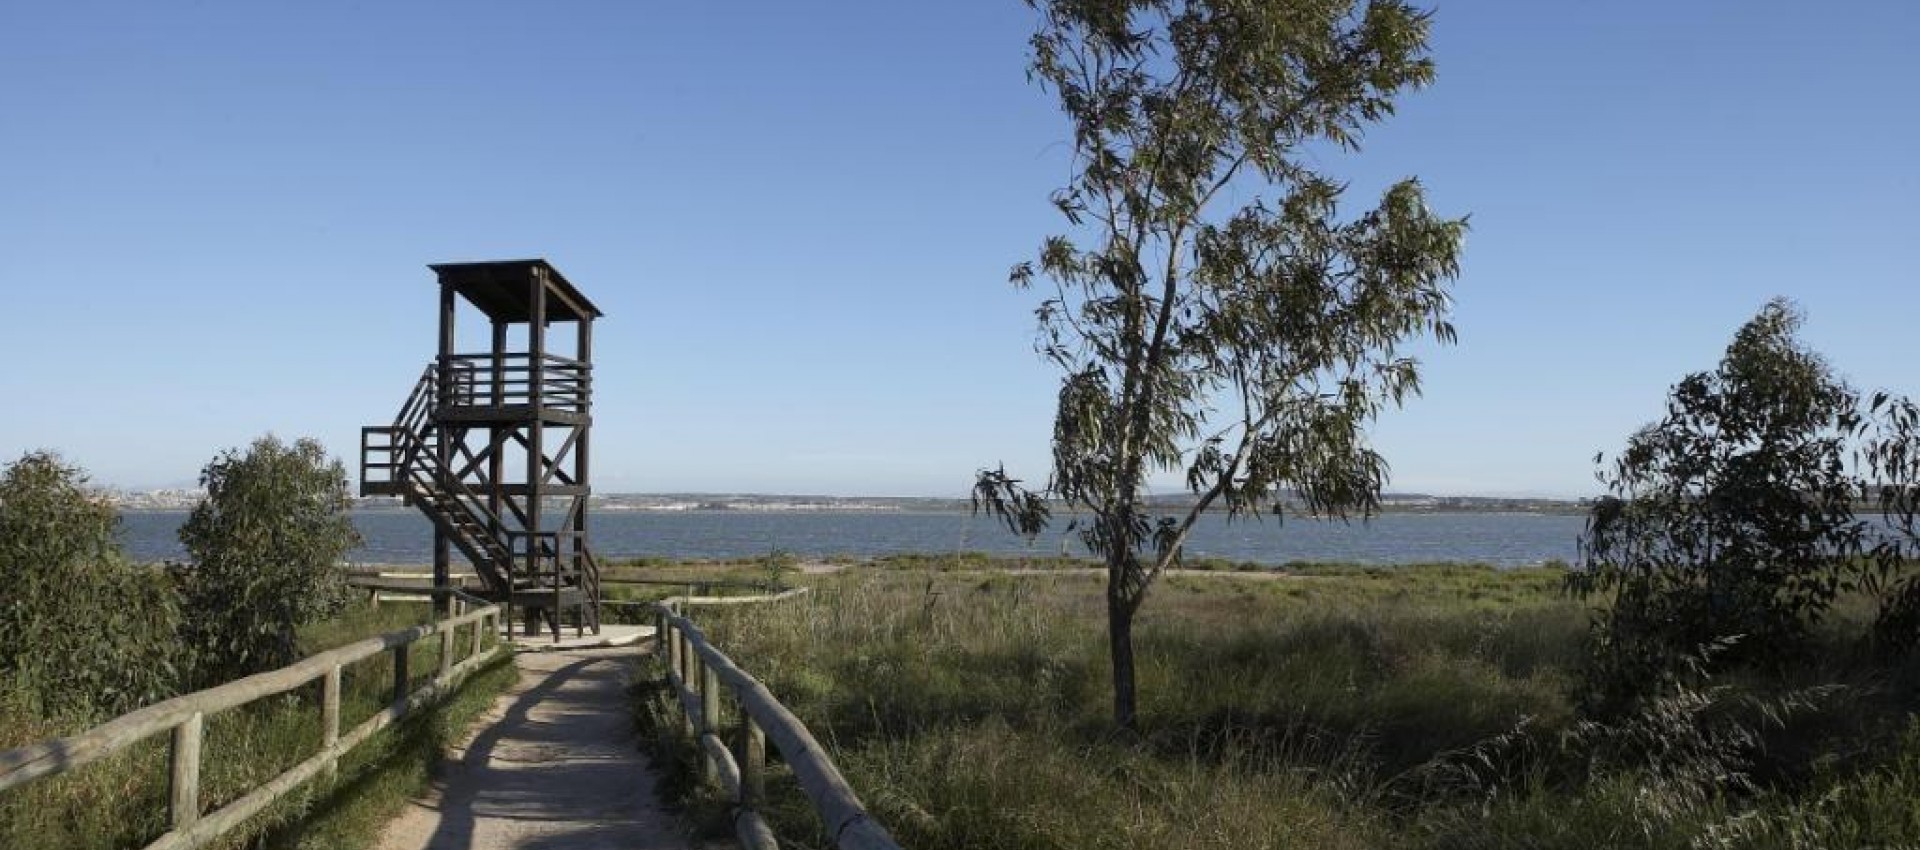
[601, 577, 787, 592]
[0, 593, 507, 850]
[653, 600, 901, 850]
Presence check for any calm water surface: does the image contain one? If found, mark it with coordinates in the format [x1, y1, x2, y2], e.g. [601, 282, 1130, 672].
[119, 510, 1583, 567]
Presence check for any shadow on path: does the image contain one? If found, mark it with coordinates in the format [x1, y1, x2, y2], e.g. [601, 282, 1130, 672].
[373, 647, 686, 850]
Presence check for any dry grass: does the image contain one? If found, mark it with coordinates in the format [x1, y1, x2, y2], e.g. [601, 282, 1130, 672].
[639, 562, 1920, 850]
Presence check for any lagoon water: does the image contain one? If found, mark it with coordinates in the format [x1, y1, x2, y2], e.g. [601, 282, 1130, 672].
[118, 509, 1584, 567]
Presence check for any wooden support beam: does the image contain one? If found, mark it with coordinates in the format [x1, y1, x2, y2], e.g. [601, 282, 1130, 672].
[577, 319, 596, 632]
[528, 269, 552, 639]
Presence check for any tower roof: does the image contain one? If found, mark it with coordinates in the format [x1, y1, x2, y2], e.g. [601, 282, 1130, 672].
[428, 259, 603, 323]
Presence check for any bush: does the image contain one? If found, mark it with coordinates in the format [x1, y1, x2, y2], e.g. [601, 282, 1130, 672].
[179, 436, 360, 685]
[1863, 393, 1920, 651]
[0, 451, 181, 718]
[1570, 300, 1870, 713]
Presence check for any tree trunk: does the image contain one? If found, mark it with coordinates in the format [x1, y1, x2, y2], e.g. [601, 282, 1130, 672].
[1107, 566, 1138, 730]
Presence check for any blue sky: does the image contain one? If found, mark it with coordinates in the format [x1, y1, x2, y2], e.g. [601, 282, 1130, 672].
[2, 1, 1914, 498]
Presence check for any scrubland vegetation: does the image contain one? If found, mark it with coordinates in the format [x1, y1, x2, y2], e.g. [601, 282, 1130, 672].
[640, 563, 1920, 850]
[0, 439, 515, 850]
[0, 604, 513, 850]
[630, 297, 1920, 850]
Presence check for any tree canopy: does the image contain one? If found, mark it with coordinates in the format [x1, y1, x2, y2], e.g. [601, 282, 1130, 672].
[978, 0, 1463, 727]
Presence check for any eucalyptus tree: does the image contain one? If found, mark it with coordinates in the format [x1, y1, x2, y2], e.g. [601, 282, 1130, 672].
[180, 436, 360, 683]
[1864, 392, 1920, 649]
[976, 0, 1465, 728]
[1570, 300, 1871, 711]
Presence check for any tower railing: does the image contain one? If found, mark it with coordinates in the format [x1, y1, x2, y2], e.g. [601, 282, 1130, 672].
[436, 352, 591, 413]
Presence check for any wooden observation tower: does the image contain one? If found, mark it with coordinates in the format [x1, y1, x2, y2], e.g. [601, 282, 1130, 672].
[360, 260, 602, 639]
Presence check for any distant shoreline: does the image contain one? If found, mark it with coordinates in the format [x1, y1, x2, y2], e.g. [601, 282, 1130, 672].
[116, 504, 1591, 517]
[107, 489, 1593, 515]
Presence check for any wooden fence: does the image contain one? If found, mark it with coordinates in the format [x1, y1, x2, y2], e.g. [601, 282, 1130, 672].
[654, 599, 901, 850]
[0, 593, 506, 850]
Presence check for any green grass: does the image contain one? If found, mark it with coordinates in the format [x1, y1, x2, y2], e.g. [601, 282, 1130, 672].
[599, 558, 799, 625]
[869, 550, 1096, 572]
[0, 600, 516, 850]
[637, 561, 1920, 850]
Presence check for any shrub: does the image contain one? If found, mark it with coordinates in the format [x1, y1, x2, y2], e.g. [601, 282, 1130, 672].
[1863, 393, 1920, 651]
[179, 436, 360, 685]
[0, 451, 181, 718]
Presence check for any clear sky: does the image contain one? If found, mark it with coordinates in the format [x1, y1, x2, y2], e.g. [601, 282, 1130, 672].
[2, 2, 1914, 498]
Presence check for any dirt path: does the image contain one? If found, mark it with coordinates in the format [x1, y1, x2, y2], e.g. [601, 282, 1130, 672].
[370, 646, 687, 850]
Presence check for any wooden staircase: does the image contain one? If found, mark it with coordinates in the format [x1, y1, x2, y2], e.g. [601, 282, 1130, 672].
[362, 365, 600, 636]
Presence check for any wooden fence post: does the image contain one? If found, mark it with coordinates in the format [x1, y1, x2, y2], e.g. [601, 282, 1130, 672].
[700, 659, 722, 781]
[680, 629, 694, 687]
[170, 711, 203, 830]
[683, 629, 698, 690]
[701, 661, 721, 732]
[684, 629, 695, 679]
[440, 622, 455, 679]
[392, 642, 411, 706]
[737, 712, 765, 808]
[654, 608, 667, 657]
[322, 665, 342, 760]
[664, 621, 678, 679]
[681, 644, 700, 739]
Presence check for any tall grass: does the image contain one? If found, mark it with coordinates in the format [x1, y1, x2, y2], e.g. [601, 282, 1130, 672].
[640, 563, 1920, 850]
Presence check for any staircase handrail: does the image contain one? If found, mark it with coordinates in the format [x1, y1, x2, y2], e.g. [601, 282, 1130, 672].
[401, 453, 513, 562]
[378, 362, 520, 592]
[392, 365, 437, 430]
[386, 363, 513, 555]
[379, 358, 600, 613]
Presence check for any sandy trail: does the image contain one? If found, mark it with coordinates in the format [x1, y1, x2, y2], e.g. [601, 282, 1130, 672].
[370, 646, 686, 850]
